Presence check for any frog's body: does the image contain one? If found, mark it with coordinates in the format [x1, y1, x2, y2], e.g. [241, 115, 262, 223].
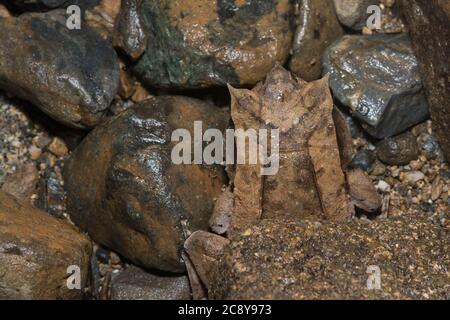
[227, 65, 353, 237]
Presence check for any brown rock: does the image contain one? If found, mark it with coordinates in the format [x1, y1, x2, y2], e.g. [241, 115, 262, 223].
[399, 0, 450, 161]
[110, 265, 191, 300]
[0, 10, 120, 129]
[134, 0, 294, 88]
[0, 191, 91, 299]
[211, 217, 449, 299]
[64, 96, 228, 272]
[332, 0, 379, 30]
[376, 132, 419, 165]
[184, 231, 229, 291]
[47, 137, 69, 158]
[1, 163, 38, 201]
[113, 0, 148, 60]
[289, 0, 344, 81]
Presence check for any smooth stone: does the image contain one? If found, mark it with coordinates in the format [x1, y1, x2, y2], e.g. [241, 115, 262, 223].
[322, 33, 429, 138]
[399, 0, 450, 161]
[0, 191, 91, 299]
[64, 96, 228, 272]
[289, 0, 344, 81]
[402, 171, 425, 184]
[332, 0, 379, 30]
[0, 10, 120, 129]
[113, 0, 148, 60]
[376, 132, 419, 165]
[211, 217, 449, 299]
[133, 0, 294, 89]
[110, 265, 191, 300]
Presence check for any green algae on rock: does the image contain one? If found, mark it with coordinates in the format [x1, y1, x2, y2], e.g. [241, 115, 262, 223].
[64, 96, 228, 273]
[133, 0, 294, 89]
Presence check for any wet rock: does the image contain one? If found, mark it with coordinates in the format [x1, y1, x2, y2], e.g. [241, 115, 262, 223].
[184, 231, 230, 291]
[110, 265, 191, 300]
[113, 0, 148, 60]
[7, 0, 98, 11]
[133, 0, 294, 89]
[399, 0, 450, 161]
[323, 33, 429, 138]
[421, 136, 441, 160]
[95, 247, 111, 264]
[64, 96, 228, 272]
[376, 132, 419, 165]
[35, 158, 67, 218]
[350, 150, 376, 172]
[332, 0, 379, 30]
[1, 163, 38, 201]
[289, 0, 344, 81]
[0, 191, 91, 299]
[211, 217, 449, 299]
[0, 10, 120, 129]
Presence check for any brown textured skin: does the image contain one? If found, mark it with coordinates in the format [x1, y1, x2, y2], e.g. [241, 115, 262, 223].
[346, 168, 381, 213]
[289, 0, 344, 81]
[399, 0, 450, 161]
[229, 65, 352, 237]
[0, 191, 91, 300]
[332, 106, 355, 169]
[64, 96, 227, 272]
[184, 231, 229, 291]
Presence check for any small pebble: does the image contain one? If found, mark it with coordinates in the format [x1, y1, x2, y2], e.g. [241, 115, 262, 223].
[402, 171, 425, 184]
[377, 180, 391, 192]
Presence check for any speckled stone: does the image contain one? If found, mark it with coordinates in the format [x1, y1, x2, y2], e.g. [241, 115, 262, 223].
[211, 217, 449, 299]
[376, 132, 419, 165]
